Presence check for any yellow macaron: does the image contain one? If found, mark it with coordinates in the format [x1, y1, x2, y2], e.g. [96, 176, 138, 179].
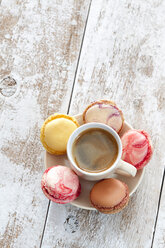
[40, 114, 79, 155]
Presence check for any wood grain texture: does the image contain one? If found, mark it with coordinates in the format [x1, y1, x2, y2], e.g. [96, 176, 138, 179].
[152, 172, 165, 248]
[0, 0, 90, 247]
[41, 0, 165, 247]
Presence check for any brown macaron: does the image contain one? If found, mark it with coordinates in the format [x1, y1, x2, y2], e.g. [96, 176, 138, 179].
[90, 178, 129, 214]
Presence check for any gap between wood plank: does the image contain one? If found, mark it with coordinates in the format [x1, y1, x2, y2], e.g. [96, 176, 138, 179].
[39, 201, 50, 248]
[66, 0, 93, 115]
[39, 1, 92, 247]
[151, 167, 165, 248]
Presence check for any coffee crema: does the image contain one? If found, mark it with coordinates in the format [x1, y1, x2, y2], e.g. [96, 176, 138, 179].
[72, 128, 118, 173]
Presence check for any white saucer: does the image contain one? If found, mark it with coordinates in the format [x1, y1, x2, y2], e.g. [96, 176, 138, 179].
[44, 114, 144, 210]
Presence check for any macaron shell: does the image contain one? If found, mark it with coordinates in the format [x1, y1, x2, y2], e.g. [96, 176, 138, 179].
[40, 114, 79, 155]
[95, 187, 129, 214]
[121, 130, 153, 170]
[83, 100, 124, 133]
[90, 178, 129, 214]
[42, 182, 81, 204]
[44, 118, 78, 152]
[41, 166, 81, 204]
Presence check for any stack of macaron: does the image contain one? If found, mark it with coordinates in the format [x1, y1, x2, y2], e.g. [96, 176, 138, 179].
[40, 100, 153, 214]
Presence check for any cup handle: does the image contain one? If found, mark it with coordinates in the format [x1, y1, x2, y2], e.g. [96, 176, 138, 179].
[115, 159, 137, 177]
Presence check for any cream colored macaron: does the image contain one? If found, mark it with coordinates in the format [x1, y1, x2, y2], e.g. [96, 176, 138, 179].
[83, 100, 124, 133]
[40, 114, 79, 155]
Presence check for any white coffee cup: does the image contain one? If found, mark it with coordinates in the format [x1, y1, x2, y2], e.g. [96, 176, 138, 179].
[67, 123, 137, 181]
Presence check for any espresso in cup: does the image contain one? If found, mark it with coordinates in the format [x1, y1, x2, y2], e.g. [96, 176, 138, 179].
[72, 128, 118, 173]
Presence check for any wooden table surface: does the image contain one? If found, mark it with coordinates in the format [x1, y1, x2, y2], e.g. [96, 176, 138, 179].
[0, 0, 165, 247]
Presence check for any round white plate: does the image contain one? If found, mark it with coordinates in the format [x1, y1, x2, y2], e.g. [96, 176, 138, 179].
[44, 114, 144, 210]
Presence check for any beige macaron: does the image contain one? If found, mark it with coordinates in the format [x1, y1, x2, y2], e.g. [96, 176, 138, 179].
[83, 100, 124, 133]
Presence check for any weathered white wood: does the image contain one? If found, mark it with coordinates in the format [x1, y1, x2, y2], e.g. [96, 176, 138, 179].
[42, 0, 165, 247]
[152, 173, 165, 248]
[0, 0, 90, 247]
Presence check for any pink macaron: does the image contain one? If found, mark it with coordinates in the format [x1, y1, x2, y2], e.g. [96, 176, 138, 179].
[41, 165, 81, 204]
[121, 130, 153, 170]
